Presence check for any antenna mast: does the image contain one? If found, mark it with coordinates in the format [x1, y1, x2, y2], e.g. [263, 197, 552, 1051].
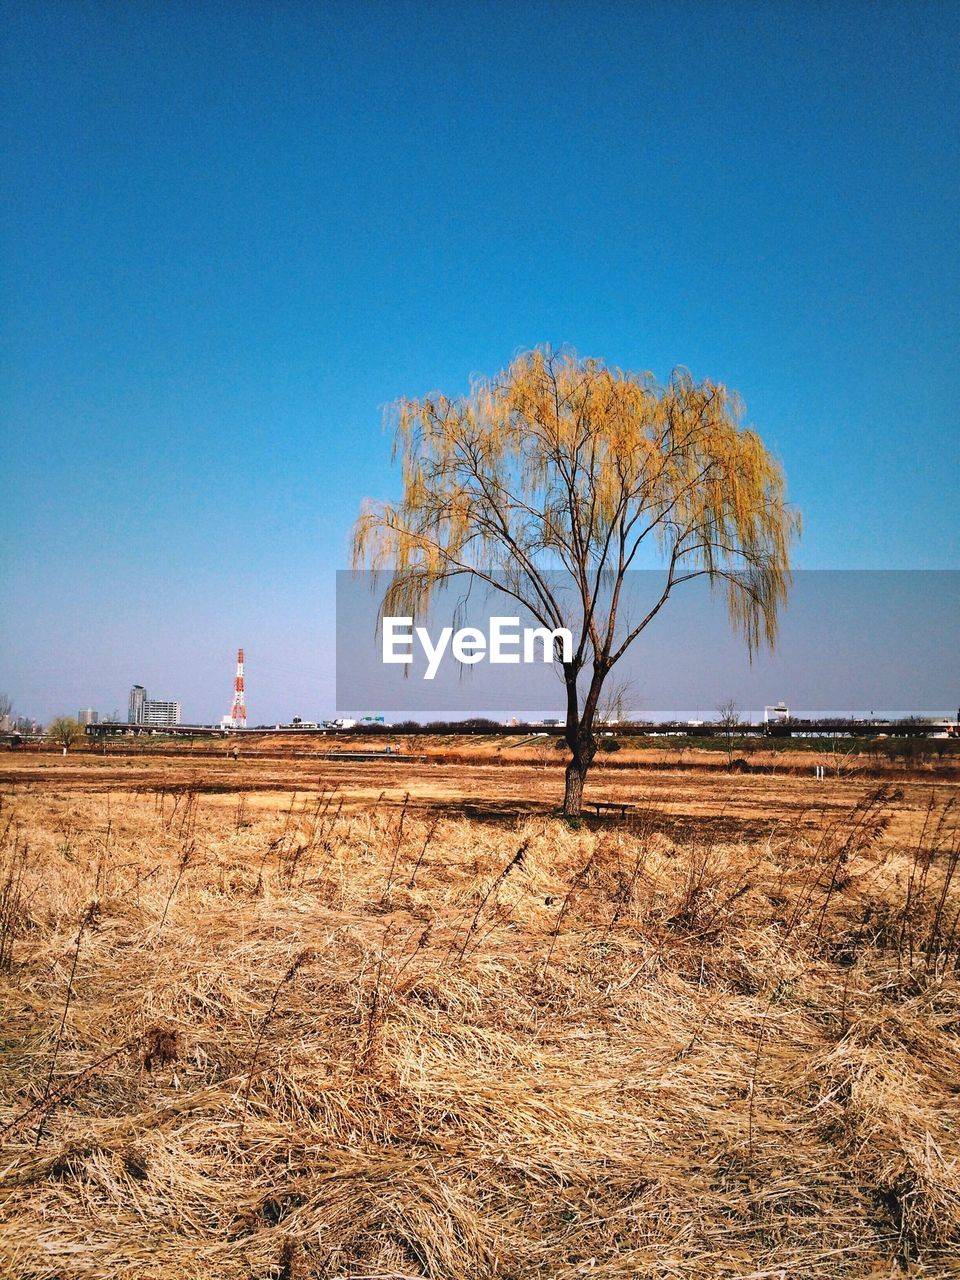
[229, 648, 247, 728]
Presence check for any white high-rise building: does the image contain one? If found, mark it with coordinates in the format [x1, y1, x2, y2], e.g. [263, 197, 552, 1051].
[142, 700, 181, 727]
[78, 708, 98, 726]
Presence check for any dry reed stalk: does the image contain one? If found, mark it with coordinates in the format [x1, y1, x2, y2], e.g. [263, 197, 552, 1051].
[381, 792, 410, 901]
[239, 949, 312, 1136]
[34, 899, 99, 1145]
[2, 1039, 135, 1143]
[154, 839, 196, 935]
[0, 827, 28, 973]
[542, 849, 596, 972]
[451, 840, 528, 963]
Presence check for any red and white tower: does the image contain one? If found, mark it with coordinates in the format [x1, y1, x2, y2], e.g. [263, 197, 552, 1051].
[228, 648, 247, 729]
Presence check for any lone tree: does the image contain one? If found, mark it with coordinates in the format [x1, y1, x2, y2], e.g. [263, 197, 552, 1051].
[354, 348, 800, 815]
[716, 698, 742, 764]
[48, 716, 83, 754]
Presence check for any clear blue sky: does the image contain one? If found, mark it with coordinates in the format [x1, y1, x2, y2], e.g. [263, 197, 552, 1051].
[1, 0, 957, 724]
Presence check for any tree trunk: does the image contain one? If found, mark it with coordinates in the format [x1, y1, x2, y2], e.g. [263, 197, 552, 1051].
[562, 755, 588, 816]
[562, 730, 598, 815]
[560, 662, 605, 817]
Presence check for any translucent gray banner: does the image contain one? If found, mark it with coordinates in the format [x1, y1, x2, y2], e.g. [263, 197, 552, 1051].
[335, 570, 959, 724]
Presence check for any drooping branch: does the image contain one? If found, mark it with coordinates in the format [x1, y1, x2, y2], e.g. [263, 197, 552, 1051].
[353, 346, 800, 814]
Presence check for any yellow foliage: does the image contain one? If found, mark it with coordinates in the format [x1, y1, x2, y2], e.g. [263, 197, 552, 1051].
[353, 346, 800, 670]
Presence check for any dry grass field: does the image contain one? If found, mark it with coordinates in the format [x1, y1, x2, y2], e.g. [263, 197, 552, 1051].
[2, 750, 960, 1278]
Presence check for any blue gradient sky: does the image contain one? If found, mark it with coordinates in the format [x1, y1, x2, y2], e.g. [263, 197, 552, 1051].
[1, 1, 958, 724]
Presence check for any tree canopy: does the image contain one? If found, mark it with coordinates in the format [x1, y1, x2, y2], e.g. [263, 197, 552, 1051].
[48, 716, 83, 751]
[354, 347, 800, 813]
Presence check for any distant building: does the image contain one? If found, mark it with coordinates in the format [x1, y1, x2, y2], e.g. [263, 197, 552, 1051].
[78, 708, 99, 726]
[142, 700, 181, 727]
[128, 685, 146, 724]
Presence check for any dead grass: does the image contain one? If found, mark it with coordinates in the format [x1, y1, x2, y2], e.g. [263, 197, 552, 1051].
[0, 767, 959, 1278]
